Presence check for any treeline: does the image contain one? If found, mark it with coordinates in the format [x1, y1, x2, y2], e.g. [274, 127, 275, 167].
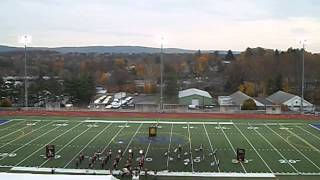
[226, 48, 320, 103]
[0, 47, 319, 104]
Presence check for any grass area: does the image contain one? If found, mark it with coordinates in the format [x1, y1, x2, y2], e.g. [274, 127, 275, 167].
[0, 116, 319, 180]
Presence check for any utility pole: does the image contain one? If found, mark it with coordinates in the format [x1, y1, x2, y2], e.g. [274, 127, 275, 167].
[300, 41, 306, 114]
[160, 37, 164, 112]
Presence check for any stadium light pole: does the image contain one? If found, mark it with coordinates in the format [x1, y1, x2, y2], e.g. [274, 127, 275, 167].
[300, 40, 306, 114]
[19, 35, 32, 108]
[24, 44, 27, 108]
[160, 37, 164, 112]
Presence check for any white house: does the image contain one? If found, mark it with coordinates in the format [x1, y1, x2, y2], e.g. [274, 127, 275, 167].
[267, 90, 314, 112]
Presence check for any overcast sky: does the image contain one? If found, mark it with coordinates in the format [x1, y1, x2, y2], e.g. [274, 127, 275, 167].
[1, 0, 320, 52]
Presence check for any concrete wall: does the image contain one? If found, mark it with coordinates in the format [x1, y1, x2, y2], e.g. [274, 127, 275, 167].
[266, 106, 282, 114]
[219, 105, 240, 113]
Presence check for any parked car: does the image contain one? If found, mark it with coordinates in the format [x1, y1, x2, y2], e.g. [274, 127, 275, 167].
[188, 104, 199, 109]
[105, 104, 112, 109]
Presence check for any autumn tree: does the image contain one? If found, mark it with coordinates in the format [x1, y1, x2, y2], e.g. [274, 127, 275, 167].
[144, 82, 156, 94]
[135, 64, 145, 78]
[114, 58, 127, 69]
[193, 55, 209, 77]
[239, 82, 255, 96]
[241, 99, 257, 110]
[0, 98, 12, 107]
[96, 72, 109, 86]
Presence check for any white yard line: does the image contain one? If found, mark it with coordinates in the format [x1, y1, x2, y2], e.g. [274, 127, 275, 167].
[187, 123, 194, 173]
[63, 123, 113, 168]
[122, 123, 143, 155]
[84, 120, 234, 125]
[249, 123, 299, 173]
[117, 123, 143, 164]
[0, 125, 61, 161]
[144, 120, 163, 157]
[166, 123, 173, 171]
[101, 122, 128, 153]
[265, 125, 320, 171]
[145, 122, 160, 157]
[283, 126, 320, 154]
[0, 121, 31, 141]
[39, 124, 94, 167]
[298, 126, 320, 141]
[218, 123, 247, 173]
[0, 121, 55, 150]
[0, 120, 25, 131]
[144, 138, 152, 157]
[253, 123, 304, 126]
[233, 123, 273, 173]
[15, 122, 84, 166]
[203, 123, 220, 172]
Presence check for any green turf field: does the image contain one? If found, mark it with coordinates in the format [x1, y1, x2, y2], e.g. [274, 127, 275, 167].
[0, 116, 320, 180]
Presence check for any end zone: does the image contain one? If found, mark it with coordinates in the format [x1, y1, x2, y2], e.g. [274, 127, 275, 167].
[0, 119, 10, 125]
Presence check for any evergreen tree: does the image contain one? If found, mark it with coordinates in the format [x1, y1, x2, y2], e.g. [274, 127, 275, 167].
[164, 64, 178, 100]
[64, 74, 95, 105]
[225, 50, 235, 61]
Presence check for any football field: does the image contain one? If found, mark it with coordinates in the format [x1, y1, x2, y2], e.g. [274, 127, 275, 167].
[0, 116, 320, 179]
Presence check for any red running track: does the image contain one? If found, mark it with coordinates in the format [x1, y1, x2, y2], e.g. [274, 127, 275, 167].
[0, 110, 319, 120]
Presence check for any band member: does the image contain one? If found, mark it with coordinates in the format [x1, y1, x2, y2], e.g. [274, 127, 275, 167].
[108, 149, 112, 159]
[125, 159, 132, 173]
[118, 149, 123, 157]
[93, 153, 97, 163]
[128, 149, 133, 159]
[115, 154, 120, 163]
[199, 144, 203, 151]
[79, 152, 84, 163]
[101, 160, 105, 169]
[113, 159, 118, 169]
[138, 158, 144, 169]
[178, 144, 182, 153]
[75, 159, 79, 168]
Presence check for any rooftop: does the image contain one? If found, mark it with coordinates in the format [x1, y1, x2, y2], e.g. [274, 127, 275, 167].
[178, 88, 212, 98]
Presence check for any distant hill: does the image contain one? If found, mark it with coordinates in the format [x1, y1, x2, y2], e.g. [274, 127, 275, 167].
[0, 45, 240, 55]
[0, 45, 22, 53]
